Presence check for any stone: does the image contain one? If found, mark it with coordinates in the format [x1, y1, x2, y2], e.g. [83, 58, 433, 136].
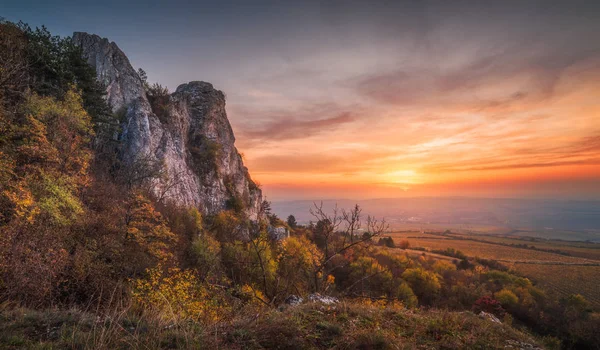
[478, 311, 502, 324]
[73, 32, 262, 223]
[284, 295, 304, 306]
[268, 226, 289, 240]
[504, 339, 543, 350]
[307, 293, 339, 305]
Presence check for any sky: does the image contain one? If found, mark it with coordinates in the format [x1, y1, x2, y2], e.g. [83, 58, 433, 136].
[3, 0, 600, 201]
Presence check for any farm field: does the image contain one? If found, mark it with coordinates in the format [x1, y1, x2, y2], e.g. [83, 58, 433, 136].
[388, 232, 598, 264]
[387, 231, 600, 309]
[513, 264, 600, 308]
[451, 234, 600, 261]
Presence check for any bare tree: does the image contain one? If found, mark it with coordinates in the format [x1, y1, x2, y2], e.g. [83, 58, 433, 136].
[309, 202, 388, 292]
[154, 170, 187, 203]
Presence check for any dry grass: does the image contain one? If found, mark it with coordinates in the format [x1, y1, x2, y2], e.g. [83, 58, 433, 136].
[0, 301, 548, 349]
[0, 301, 215, 349]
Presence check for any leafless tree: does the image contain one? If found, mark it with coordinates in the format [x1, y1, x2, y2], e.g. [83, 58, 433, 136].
[309, 201, 388, 292]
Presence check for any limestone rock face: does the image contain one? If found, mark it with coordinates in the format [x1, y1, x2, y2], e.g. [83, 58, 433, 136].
[73, 32, 262, 221]
[72, 32, 146, 112]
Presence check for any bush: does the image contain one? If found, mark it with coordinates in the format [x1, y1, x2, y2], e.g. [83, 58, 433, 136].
[401, 268, 441, 304]
[131, 265, 232, 323]
[395, 283, 418, 308]
[472, 296, 505, 317]
[398, 239, 410, 249]
[145, 83, 170, 121]
[191, 234, 221, 279]
[495, 289, 519, 308]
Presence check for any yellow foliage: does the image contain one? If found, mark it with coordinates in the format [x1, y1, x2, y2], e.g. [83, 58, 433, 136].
[1, 89, 93, 226]
[401, 267, 441, 298]
[432, 260, 457, 274]
[355, 297, 405, 310]
[131, 265, 231, 323]
[240, 284, 268, 307]
[127, 193, 177, 261]
[3, 182, 38, 223]
[495, 288, 519, 307]
[278, 236, 323, 293]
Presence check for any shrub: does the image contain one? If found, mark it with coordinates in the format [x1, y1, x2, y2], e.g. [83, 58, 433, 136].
[146, 83, 170, 121]
[495, 289, 519, 308]
[401, 268, 441, 304]
[378, 237, 395, 248]
[191, 234, 221, 279]
[395, 283, 418, 308]
[432, 260, 457, 274]
[398, 239, 410, 249]
[131, 265, 231, 323]
[472, 296, 505, 317]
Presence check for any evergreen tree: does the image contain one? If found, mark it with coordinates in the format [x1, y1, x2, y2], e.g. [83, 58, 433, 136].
[286, 214, 297, 229]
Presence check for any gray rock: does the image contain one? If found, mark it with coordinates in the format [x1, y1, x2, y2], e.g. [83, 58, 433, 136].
[504, 339, 543, 350]
[268, 226, 289, 240]
[284, 295, 304, 306]
[307, 293, 339, 305]
[73, 32, 146, 112]
[478, 311, 502, 324]
[73, 33, 262, 224]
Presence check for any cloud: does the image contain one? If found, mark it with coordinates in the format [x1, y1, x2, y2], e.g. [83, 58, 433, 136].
[353, 47, 600, 115]
[420, 133, 600, 173]
[239, 111, 357, 143]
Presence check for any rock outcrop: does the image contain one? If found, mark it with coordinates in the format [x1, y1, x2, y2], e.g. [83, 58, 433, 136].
[73, 32, 261, 221]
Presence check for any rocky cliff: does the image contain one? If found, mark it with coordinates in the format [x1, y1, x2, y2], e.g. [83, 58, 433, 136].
[73, 32, 261, 220]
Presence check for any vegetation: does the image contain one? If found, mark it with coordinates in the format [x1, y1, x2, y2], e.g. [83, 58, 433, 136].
[0, 302, 545, 350]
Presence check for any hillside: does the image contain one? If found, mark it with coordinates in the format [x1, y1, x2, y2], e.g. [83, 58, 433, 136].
[0, 302, 544, 349]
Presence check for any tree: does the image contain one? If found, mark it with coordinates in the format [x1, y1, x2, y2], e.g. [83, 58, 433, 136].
[277, 236, 323, 296]
[0, 88, 93, 304]
[308, 202, 388, 292]
[472, 295, 505, 317]
[346, 256, 393, 298]
[137, 68, 149, 89]
[0, 21, 28, 104]
[125, 192, 177, 269]
[398, 239, 410, 249]
[286, 214, 297, 229]
[18, 24, 113, 126]
[378, 237, 395, 248]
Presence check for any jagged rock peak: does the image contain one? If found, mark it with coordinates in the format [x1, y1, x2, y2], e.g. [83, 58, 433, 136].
[73, 32, 146, 112]
[176, 81, 219, 94]
[73, 32, 262, 223]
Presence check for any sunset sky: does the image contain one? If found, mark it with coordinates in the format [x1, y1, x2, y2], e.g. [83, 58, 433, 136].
[4, 0, 600, 200]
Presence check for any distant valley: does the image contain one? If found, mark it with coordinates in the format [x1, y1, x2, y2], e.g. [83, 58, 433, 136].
[272, 197, 600, 242]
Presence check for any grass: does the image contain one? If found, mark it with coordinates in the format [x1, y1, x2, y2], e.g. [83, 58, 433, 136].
[0, 302, 547, 349]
